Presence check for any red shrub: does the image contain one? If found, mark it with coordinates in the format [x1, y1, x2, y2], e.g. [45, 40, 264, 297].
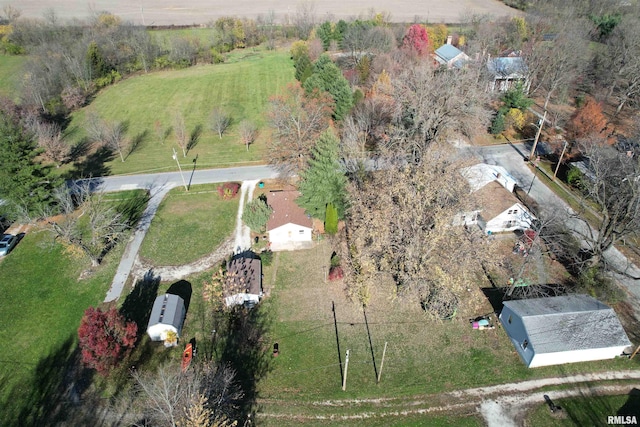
[217, 182, 241, 199]
[328, 266, 344, 281]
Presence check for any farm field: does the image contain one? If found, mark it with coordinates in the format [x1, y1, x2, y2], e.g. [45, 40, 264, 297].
[13, 0, 519, 26]
[63, 48, 293, 177]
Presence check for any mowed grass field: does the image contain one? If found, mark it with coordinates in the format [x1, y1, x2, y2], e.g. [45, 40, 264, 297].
[0, 230, 122, 425]
[251, 240, 639, 423]
[526, 393, 640, 426]
[139, 184, 239, 266]
[65, 47, 293, 176]
[0, 53, 26, 102]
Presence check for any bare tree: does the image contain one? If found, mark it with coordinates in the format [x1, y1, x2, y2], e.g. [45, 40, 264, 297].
[32, 120, 69, 166]
[154, 120, 171, 145]
[86, 112, 128, 162]
[210, 107, 231, 139]
[571, 143, 640, 271]
[266, 82, 332, 175]
[174, 112, 189, 157]
[39, 182, 135, 267]
[344, 144, 499, 313]
[131, 360, 242, 427]
[238, 119, 257, 151]
[1, 4, 21, 23]
[293, 1, 316, 40]
[388, 61, 491, 165]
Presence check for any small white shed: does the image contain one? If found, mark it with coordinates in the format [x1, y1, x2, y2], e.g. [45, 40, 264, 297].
[147, 294, 186, 342]
[499, 295, 632, 368]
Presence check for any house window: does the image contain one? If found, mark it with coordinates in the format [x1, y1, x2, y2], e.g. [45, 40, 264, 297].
[299, 230, 304, 234]
[504, 220, 515, 228]
[508, 209, 513, 214]
[521, 339, 528, 350]
[508, 315, 512, 324]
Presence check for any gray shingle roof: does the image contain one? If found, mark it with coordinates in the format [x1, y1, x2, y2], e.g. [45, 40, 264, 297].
[504, 295, 631, 354]
[487, 57, 527, 78]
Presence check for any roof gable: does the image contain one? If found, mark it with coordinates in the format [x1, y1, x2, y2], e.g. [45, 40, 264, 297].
[266, 190, 313, 231]
[149, 294, 185, 327]
[461, 163, 517, 192]
[435, 44, 464, 62]
[226, 254, 262, 296]
[504, 295, 631, 353]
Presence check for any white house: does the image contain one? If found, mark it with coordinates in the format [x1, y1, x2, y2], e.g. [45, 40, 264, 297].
[458, 164, 535, 234]
[224, 253, 262, 308]
[499, 295, 632, 368]
[266, 191, 313, 251]
[147, 294, 186, 343]
[486, 56, 530, 93]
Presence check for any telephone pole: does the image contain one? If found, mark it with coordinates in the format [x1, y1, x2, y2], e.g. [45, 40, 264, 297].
[342, 349, 350, 391]
[172, 148, 188, 191]
[529, 110, 547, 160]
[377, 342, 388, 384]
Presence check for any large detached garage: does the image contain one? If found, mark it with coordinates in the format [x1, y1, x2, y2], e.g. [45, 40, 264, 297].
[499, 294, 632, 368]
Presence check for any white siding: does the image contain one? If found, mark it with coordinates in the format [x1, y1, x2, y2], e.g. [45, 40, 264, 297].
[530, 346, 629, 368]
[225, 292, 261, 308]
[268, 223, 312, 245]
[147, 324, 179, 342]
[499, 306, 534, 367]
[485, 203, 535, 234]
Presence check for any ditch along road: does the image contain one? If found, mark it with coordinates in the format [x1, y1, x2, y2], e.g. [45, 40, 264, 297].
[99, 165, 278, 302]
[255, 370, 640, 425]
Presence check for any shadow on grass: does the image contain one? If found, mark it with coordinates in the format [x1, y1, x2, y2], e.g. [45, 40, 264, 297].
[119, 270, 161, 340]
[618, 388, 640, 417]
[64, 144, 114, 179]
[187, 124, 202, 154]
[167, 280, 193, 312]
[0, 335, 96, 426]
[127, 129, 149, 160]
[219, 304, 273, 423]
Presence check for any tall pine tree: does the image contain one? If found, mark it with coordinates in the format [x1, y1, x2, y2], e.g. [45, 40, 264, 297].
[296, 130, 348, 220]
[0, 112, 57, 217]
[303, 54, 353, 121]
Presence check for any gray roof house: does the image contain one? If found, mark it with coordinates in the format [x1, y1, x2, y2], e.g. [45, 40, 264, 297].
[499, 295, 632, 368]
[434, 43, 470, 69]
[486, 56, 530, 92]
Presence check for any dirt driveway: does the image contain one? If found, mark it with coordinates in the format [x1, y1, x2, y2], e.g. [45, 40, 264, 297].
[14, 0, 519, 25]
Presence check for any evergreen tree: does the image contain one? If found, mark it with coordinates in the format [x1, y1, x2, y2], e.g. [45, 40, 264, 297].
[303, 54, 353, 121]
[0, 113, 57, 217]
[294, 54, 312, 83]
[317, 21, 333, 50]
[242, 196, 273, 233]
[325, 202, 338, 234]
[297, 130, 348, 220]
[86, 41, 108, 80]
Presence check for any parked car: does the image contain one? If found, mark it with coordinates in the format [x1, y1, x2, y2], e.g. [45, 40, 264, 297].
[0, 234, 17, 256]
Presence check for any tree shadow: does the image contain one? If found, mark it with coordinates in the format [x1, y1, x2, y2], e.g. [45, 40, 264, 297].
[126, 129, 149, 160]
[219, 304, 272, 423]
[187, 124, 202, 154]
[67, 137, 92, 163]
[618, 388, 640, 417]
[0, 335, 96, 426]
[64, 145, 114, 180]
[119, 270, 161, 340]
[167, 280, 193, 313]
[115, 189, 151, 228]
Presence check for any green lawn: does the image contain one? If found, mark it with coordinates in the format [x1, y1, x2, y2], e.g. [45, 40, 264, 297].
[0, 53, 26, 101]
[64, 47, 293, 177]
[0, 229, 123, 425]
[526, 392, 640, 426]
[249, 241, 638, 421]
[139, 184, 239, 266]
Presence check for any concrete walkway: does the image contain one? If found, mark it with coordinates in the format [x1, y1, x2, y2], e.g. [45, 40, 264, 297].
[104, 184, 174, 303]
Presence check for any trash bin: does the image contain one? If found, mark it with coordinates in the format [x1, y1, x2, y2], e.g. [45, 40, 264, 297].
[259, 181, 264, 189]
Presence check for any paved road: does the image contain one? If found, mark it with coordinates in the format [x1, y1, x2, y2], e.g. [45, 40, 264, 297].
[469, 142, 640, 312]
[102, 165, 278, 303]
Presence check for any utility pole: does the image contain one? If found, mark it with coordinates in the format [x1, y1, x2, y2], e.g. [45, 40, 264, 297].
[553, 140, 568, 180]
[342, 349, 350, 391]
[529, 110, 547, 160]
[377, 342, 388, 384]
[172, 148, 188, 191]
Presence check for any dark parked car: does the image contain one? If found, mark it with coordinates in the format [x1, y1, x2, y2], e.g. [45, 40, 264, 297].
[0, 234, 17, 256]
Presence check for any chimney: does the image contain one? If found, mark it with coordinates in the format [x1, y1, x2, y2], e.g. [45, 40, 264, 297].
[446, 35, 453, 45]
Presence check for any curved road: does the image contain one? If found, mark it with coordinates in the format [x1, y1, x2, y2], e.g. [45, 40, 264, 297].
[102, 165, 278, 302]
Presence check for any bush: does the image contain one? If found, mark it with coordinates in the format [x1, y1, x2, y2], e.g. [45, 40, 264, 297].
[242, 197, 272, 233]
[217, 182, 240, 199]
[566, 166, 583, 188]
[490, 112, 506, 135]
[210, 49, 225, 64]
[330, 253, 341, 268]
[261, 250, 273, 266]
[328, 266, 344, 281]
